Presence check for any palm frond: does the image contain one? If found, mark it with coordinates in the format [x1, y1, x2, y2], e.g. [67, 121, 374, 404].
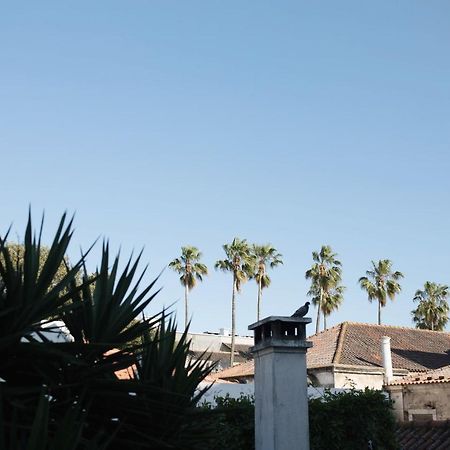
[412, 281, 449, 331]
[359, 259, 403, 313]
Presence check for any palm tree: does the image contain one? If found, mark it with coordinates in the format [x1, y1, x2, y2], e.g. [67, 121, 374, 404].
[305, 245, 343, 334]
[412, 281, 449, 331]
[251, 244, 283, 321]
[169, 246, 208, 330]
[309, 284, 345, 330]
[215, 238, 254, 366]
[359, 259, 404, 325]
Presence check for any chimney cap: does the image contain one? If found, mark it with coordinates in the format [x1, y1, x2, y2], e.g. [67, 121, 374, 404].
[248, 316, 311, 330]
[248, 316, 313, 353]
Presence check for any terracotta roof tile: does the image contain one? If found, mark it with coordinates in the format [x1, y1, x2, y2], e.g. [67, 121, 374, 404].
[104, 348, 135, 380]
[114, 366, 135, 380]
[307, 323, 343, 368]
[335, 323, 450, 371]
[389, 365, 450, 386]
[212, 322, 450, 380]
[203, 374, 235, 384]
[210, 360, 255, 381]
[396, 421, 450, 450]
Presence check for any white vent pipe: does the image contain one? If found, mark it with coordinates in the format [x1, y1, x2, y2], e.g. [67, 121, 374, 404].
[381, 336, 393, 384]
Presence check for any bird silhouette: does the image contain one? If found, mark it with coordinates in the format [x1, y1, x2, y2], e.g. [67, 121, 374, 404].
[291, 301, 310, 318]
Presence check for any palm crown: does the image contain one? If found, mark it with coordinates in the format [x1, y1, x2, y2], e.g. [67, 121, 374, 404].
[169, 246, 208, 290]
[215, 238, 254, 292]
[308, 284, 345, 330]
[215, 237, 253, 366]
[251, 244, 283, 321]
[306, 245, 343, 334]
[169, 246, 207, 329]
[412, 281, 449, 331]
[359, 259, 403, 325]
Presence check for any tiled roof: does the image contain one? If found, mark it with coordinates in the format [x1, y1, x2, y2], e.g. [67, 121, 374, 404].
[396, 421, 450, 450]
[307, 323, 343, 368]
[209, 360, 255, 381]
[203, 374, 234, 384]
[213, 322, 450, 380]
[308, 322, 450, 371]
[389, 365, 450, 386]
[104, 349, 135, 380]
[114, 366, 135, 380]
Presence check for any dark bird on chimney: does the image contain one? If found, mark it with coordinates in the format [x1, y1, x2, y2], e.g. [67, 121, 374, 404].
[291, 302, 310, 318]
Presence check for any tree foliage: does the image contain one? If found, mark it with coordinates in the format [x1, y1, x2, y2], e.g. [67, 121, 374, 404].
[251, 244, 283, 321]
[215, 238, 253, 366]
[169, 246, 208, 329]
[203, 389, 398, 450]
[305, 246, 344, 334]
[0, 212, 215, 449]
[309, 389, 398, 450]
[359, 260, 403, 325]
[1, 242, 76, 293]
[309, 284, 345, 330]
[200, 394, 255, 450]
[412, 281, 449, 331]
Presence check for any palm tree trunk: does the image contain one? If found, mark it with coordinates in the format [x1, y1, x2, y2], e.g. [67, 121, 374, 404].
[257, 279, 262, 322]
[324, 313, 327, 330]
[184, 283, 189, 330]
[378, 300, 381, 325]
[230, 276, 236, 367]
[315, 288, 323, 334]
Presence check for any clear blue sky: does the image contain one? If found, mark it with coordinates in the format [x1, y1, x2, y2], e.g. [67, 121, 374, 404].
[1, 2, 450, 335]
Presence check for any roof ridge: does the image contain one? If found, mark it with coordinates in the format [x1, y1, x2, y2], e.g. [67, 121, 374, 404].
[308, 322, 342, 338]
[332, 322, 347, 364]
[343, 321, 450, 334]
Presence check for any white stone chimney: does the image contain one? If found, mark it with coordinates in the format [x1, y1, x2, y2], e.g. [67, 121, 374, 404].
[249, 316, 312, 450]
[381, 336, 394, 384]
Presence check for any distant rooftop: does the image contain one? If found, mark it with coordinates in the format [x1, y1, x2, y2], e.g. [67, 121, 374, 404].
[213, 322, 450, 381]
[389, 365, 450, 386]
[308, 322, 450, 372]
[396, 420, 450, 449]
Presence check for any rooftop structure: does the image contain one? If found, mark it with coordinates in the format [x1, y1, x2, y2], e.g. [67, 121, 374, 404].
[177, 330, 253, 371]
[213, 322, 450, 388]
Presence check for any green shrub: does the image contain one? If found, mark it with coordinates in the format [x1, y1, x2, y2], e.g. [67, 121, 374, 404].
[204, 389, 399, 450]
[309, 388, 398, 450]
[201, 394, 255, 450]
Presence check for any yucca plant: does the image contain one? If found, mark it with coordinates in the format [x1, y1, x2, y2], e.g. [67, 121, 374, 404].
[0, 212, 215, 449]
[0, 388, 112, 450]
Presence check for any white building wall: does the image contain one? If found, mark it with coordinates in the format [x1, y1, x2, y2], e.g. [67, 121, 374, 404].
[334, 371, 385, 389]
[311, 366, 410, 390]
[197, 382, 350, 405]
[178, 331, 253, 353]
[309, 369, 334, 388]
